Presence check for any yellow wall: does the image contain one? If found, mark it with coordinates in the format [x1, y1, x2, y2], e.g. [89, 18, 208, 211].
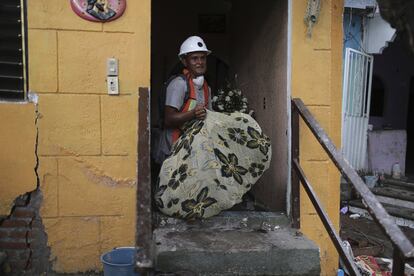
[292, 0, 343, 275]
[25, 0, 150, 272]
[0, 103, 37, 215]
[0, 0, 343, 273]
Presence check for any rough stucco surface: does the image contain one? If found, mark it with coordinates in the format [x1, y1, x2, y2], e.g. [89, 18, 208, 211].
[0, 104, 37, 215]
[292, 0, 344, 275]
[25, 0, 150, 272]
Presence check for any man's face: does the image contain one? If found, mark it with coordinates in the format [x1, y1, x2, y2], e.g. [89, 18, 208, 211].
[183, 52, 207, 77]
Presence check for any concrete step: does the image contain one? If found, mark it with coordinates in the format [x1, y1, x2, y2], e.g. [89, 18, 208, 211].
[349, 199, 414, 221]
[348, 199, 414, 229]
[153, 211, 320, 276]
[381, 177, 414, 191]
[371, 186, 414, 202]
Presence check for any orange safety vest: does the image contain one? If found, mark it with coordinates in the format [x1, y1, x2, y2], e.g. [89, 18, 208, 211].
[171, 69, 209, 143]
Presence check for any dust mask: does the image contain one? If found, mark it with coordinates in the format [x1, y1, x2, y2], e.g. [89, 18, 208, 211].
[192, 75, 204, 88]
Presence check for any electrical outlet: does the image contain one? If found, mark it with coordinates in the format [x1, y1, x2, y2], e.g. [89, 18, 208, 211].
[107, 76, 119, 95]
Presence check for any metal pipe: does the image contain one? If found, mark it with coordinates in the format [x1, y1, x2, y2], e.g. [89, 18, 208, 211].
[292, 98, 414, 259]
[293, 159, 360, 276]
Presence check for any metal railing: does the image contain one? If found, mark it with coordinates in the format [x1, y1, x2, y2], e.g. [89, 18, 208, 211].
[291, 98, 414, 276]
[136, 87, 153, 275]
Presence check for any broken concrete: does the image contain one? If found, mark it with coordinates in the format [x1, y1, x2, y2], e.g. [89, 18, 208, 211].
[0, 189, 50, 275]
[154, 211, 320, 276]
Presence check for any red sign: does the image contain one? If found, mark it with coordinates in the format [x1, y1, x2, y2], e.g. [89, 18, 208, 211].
[71, 0, 126, 22]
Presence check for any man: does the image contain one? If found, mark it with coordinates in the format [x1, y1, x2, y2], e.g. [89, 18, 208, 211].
[154, 36, 212, 164]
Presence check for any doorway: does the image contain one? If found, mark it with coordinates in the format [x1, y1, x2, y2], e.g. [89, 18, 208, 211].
[151, 0, 289, 211]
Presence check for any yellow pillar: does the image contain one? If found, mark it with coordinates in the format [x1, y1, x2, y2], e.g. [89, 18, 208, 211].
[291, 0, 344, 275]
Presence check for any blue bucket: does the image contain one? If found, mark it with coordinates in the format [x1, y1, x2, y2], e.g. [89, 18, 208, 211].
[101, 247, 139, 276]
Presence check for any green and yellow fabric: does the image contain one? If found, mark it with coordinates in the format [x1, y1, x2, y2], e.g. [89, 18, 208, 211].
[155, 110, 271, 219]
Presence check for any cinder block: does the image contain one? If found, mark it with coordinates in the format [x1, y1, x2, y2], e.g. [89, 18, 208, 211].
[58, 157, 136, 216]
[12, 207, 35, 219]
[300, 160, 330, 211]
[0, 241, 28, 250]
[39, 157, 58, 218]
[292, 50, 332, 105]
[8, 230, 28, 240]
[43, 217, 100, 273]
[300, 106, 332, 161]
[0, 104, 37, 215]
[58, 31, 142, 94]
[1, 219, 29, 228]
[2, 249, 30, 262]
[27, 0, 102, 31]
[8, 259, 29, 273]
[101, 95, 138, 155]
[37, 95, 101, 156]
[28, 30, 57, 93]
[0, 229, 10, 240]
[100, 215, 135, 254]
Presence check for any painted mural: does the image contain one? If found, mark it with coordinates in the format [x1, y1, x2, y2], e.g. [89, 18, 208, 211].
[70, 0, 126, 22]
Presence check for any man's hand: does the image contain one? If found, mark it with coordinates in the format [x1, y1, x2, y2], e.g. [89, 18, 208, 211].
[164, 104, 207, 129]
[194, 104, 207, 120]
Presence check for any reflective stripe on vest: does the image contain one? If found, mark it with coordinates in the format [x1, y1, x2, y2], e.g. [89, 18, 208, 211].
[172, 69, 209, 143]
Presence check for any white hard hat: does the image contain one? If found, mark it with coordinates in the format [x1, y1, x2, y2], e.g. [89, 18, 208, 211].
[178, 36, 211, 58]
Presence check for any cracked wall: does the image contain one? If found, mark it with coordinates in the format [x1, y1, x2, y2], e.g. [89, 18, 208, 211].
[0, 190, 50, 275]
[0, 103, 37, 216]
[4, 0, 150, 273]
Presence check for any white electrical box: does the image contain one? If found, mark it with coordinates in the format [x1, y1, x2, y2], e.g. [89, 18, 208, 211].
[107, 58, 118, 76]
[107, 76, 119, 95]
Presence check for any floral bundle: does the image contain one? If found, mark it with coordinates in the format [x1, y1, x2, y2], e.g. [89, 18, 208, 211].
[212, 86, 254, 115]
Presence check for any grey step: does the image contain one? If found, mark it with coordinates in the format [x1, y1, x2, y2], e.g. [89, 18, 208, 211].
[349, 199, 414, 221]
[154, 211, 320, 276]
[381, 177, 414, 191]
[375, 195, 414, 210]
[371, 186, 414, 202]
[155, 211, 290, 229]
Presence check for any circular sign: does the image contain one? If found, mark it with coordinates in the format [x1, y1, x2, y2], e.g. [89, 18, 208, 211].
[70, 0, 126, 22]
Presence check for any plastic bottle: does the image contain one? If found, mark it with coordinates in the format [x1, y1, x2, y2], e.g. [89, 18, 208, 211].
[392, 162, 401, 179]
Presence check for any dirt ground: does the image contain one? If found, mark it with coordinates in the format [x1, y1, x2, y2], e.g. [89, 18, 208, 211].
[340, 213, 414, 265]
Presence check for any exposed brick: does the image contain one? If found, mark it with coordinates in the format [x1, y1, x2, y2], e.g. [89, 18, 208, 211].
[3, 249, 30, 261]
[0, 241, 28, 250]
[9, 230, 27, 240]
[0, 219, 30, 228]
[14, 194, 29, 207]
[0, 230, 10, 239]
[8, 259, 29, 272]
[12, 207, 35, 219]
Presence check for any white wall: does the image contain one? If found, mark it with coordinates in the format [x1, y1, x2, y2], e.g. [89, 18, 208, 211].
[365, 12, 396, 54]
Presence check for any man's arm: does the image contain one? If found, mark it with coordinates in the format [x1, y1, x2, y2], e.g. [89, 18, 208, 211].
[164, 105, 206, 128]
